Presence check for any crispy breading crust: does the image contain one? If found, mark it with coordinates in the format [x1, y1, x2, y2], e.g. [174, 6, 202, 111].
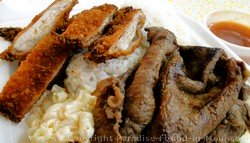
[0, 0, 78, 61]
[0, 27, 22, 42]
[85, 7, 145, 62]
[0, 34, 72, 122]
[62, 4, 117, 48]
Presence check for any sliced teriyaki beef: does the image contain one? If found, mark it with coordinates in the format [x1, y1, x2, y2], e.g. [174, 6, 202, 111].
[0, 27, 22, 42]
[200, 101, 250, 143]
[92, 65, 138, 143]
[200, 84, 250, 143]
[92, 77, 125, 143]
[148, 45, 249, 143]
[120, 27, 177, 142]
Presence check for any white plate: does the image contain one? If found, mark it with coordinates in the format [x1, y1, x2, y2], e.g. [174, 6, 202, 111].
[0, 0, 249, 142]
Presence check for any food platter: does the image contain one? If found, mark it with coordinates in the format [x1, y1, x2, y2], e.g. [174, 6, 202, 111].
[0, 0, 249, 142]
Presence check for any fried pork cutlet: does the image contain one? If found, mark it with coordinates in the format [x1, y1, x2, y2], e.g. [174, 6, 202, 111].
[0, 27, 22, 42]
[0, 3, 120, 122]
[0, 0, 78, 61]
[0, 34, 73, 122]
[62, 4, 118, 48]
[86, 7, 145, 62]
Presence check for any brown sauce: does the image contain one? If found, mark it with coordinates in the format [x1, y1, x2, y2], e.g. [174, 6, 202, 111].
[209, 21, 250, 47]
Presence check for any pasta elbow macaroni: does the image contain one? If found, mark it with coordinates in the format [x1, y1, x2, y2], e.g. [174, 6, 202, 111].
[27, 85, 96, 143]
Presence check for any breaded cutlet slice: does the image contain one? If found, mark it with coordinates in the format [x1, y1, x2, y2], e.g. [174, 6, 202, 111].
[0, 27, 22, 42]
[0, 34, 72, 122]
[0, 0, 78, 61]
[62, 3, 118, 48]
[85, 7, 145, 62]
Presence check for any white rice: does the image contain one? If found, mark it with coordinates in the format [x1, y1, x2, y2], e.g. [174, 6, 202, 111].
[65, 46, 147, 93]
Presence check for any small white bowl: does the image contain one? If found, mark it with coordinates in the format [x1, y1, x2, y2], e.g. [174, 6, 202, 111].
[205, 10, 250, 59]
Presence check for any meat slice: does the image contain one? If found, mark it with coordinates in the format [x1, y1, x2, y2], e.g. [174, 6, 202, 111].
[85, 7, 145, 62]
[200, 101, 250, 143]
[92, 64, 138, 143]
[148, 45, 248, 143]
[200, 85, 250, 143]
[0, 34, 72, 122]
[0, 0, 78, 61]
[92, 77, 125, 143]
[0, 27, 22, 42]
[62, 4, 118, 48]
[120, 27, 176, 142]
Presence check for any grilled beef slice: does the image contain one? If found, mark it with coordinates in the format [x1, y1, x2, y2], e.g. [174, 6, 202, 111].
[92, 77, 125, 143]
[92, 64, 139, 143]
[200, 84, 250, 143]
[148, 45, 248, 143]
[120, 27, 176, 142]
[91, 27, 249, 143]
